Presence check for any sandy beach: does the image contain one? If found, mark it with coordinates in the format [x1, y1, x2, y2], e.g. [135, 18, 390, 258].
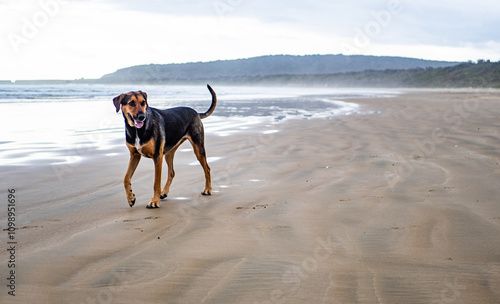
[2, 89, 500, 303]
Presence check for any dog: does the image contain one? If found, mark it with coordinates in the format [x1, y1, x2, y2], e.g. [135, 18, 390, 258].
[113, 84, 216, 208]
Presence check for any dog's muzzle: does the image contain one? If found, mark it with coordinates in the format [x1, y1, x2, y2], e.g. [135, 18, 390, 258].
[134, 113, 146, 128]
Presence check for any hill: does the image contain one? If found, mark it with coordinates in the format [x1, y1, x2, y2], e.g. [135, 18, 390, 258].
[246, 61, 500, 88]
[99, 54, 460, 83]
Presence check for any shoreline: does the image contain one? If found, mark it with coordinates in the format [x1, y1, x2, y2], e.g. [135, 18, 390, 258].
[1, 89, 500, 303]
[0, 87, 380, 167]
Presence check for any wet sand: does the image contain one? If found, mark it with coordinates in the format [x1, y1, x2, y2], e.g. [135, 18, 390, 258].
[2, 89, 500, 303]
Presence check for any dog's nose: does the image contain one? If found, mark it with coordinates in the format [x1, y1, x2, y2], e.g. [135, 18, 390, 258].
[137, 113, 146, 122]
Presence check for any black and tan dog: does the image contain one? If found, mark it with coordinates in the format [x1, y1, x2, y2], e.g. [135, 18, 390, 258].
[113, 85, 216, 208]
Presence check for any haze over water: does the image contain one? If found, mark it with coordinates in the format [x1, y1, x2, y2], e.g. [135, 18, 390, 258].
[0, 84, 399, 166]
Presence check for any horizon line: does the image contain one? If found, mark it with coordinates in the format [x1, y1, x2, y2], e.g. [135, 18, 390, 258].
[2, 53, 496, 83]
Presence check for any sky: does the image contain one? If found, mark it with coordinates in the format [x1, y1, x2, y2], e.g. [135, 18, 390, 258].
[1, 0, 499, 80]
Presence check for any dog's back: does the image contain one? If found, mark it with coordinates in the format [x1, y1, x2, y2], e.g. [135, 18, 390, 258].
[153, 107, 201, 150]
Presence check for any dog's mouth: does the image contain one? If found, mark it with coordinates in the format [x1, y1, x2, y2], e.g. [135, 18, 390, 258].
[128, 113, 145, 129]
[134, 119, 144, 129]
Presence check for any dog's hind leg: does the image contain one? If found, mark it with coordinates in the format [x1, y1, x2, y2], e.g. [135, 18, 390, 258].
[124, 151, 141, 207]
[189, 137, 212, 196]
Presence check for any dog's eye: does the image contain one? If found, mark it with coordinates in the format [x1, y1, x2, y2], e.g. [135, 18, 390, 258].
[141, 101, 146, 106]
[129, 101, 136, 107]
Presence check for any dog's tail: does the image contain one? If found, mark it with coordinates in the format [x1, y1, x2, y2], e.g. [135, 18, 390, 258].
[200, 84, 217, 119]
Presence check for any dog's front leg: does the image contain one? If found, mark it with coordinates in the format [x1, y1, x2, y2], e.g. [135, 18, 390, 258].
[147, 156, 163, 208]
[161, 149, 177, 199]
[124, 152, 141, 207]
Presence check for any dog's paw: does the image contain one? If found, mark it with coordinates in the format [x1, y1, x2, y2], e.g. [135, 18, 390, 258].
[128, 193, 136, 207]
[201, 190, 211, 196]
[146, 200, 160, 208]
[160, 193, 167, 200]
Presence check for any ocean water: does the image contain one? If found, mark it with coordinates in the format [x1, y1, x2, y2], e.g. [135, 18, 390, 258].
[0, 84, 398, 166]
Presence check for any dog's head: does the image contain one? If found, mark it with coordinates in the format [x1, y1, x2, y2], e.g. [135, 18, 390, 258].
[113, 91, 148, 128]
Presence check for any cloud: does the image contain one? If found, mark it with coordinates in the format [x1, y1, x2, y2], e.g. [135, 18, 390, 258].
[1, 0, 348, 79]
[0, 0, 498, 80]
[103, 0, 500, 45]
[392, 1, 500, 46]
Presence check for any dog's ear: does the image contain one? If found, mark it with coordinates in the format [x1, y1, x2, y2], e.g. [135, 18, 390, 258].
[113, 94, 126, 113]
[139, 91, 147, 102]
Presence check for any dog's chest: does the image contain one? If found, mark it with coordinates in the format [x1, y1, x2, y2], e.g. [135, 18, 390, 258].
[135, 136, 144, 155]
[134, 135, 156, 158]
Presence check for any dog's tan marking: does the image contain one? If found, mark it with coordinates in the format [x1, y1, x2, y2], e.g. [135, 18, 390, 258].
[189, 137, 212, 195]
[148, 155, 163, 208]
[160, 137, 188, 198]
[119, 92, 148, 127]
[124, 146, 141, 207]
[136, 138, 156, 158]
